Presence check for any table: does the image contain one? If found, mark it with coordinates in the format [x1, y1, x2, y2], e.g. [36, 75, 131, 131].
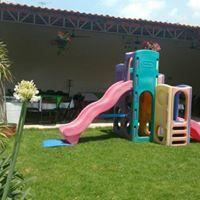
[41, 94, 63, 108]
[27, 95, 74, 111]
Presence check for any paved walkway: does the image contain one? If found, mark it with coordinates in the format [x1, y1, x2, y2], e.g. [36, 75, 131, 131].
[24, 123, 113, 129]
[24, 117, 200, 129]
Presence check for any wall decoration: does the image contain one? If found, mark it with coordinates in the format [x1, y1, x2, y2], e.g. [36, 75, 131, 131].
[51, 31, 72, 55]
[142, 40, 161, 51]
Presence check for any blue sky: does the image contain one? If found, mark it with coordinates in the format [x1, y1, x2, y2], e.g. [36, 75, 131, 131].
[3, 0, 200, 26]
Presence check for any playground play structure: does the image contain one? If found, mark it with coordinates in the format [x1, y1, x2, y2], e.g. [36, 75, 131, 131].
[59, 50, 200, 146]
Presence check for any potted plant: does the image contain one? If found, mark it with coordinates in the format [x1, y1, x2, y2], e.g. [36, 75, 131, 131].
[0, 41, 16, 137]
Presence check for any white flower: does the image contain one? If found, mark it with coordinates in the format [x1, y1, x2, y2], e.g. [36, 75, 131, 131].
[13, 93, 20, 100]
[30, 95, 41, 103]
[13, 80, 40, 102]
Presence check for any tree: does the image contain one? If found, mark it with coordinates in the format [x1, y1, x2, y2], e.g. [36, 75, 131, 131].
[0, 41, 12, 124]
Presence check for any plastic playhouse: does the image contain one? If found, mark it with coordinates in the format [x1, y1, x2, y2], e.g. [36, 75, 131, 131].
[59, 49, 200, 146]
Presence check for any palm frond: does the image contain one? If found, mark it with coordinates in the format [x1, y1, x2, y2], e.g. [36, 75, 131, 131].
[0, 41, 12, 82]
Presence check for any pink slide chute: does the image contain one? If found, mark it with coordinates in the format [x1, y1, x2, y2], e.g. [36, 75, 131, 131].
[190, 119, 200, 142]
[59, 80, 133, 144]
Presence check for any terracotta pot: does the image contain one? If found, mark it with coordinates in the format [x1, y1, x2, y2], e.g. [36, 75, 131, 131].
[0, 123, 17, 138]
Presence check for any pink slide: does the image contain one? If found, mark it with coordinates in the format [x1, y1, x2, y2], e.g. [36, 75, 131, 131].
[59, 80, 133, 144]
[190, 119, 200, 141]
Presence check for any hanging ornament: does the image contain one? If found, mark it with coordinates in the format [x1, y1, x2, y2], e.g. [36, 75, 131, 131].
[51, 31, 72, 55]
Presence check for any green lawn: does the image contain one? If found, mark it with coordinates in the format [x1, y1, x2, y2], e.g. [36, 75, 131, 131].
[6, 128, 200, 200]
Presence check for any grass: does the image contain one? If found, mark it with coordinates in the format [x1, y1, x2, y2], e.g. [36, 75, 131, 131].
[5, 127, 200, 200]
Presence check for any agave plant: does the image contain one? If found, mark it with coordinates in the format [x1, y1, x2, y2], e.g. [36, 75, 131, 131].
[0, 41, 12, 124]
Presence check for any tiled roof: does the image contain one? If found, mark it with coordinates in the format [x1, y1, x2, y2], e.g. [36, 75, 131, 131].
[1, 2, 200, 30]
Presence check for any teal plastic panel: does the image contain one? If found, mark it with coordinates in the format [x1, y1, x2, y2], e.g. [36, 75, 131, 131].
[130, 50, 159, 142]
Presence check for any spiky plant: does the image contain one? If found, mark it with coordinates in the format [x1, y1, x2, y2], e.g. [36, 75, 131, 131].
[0, 136, 31, 200]
[0, 41, 12, 124]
